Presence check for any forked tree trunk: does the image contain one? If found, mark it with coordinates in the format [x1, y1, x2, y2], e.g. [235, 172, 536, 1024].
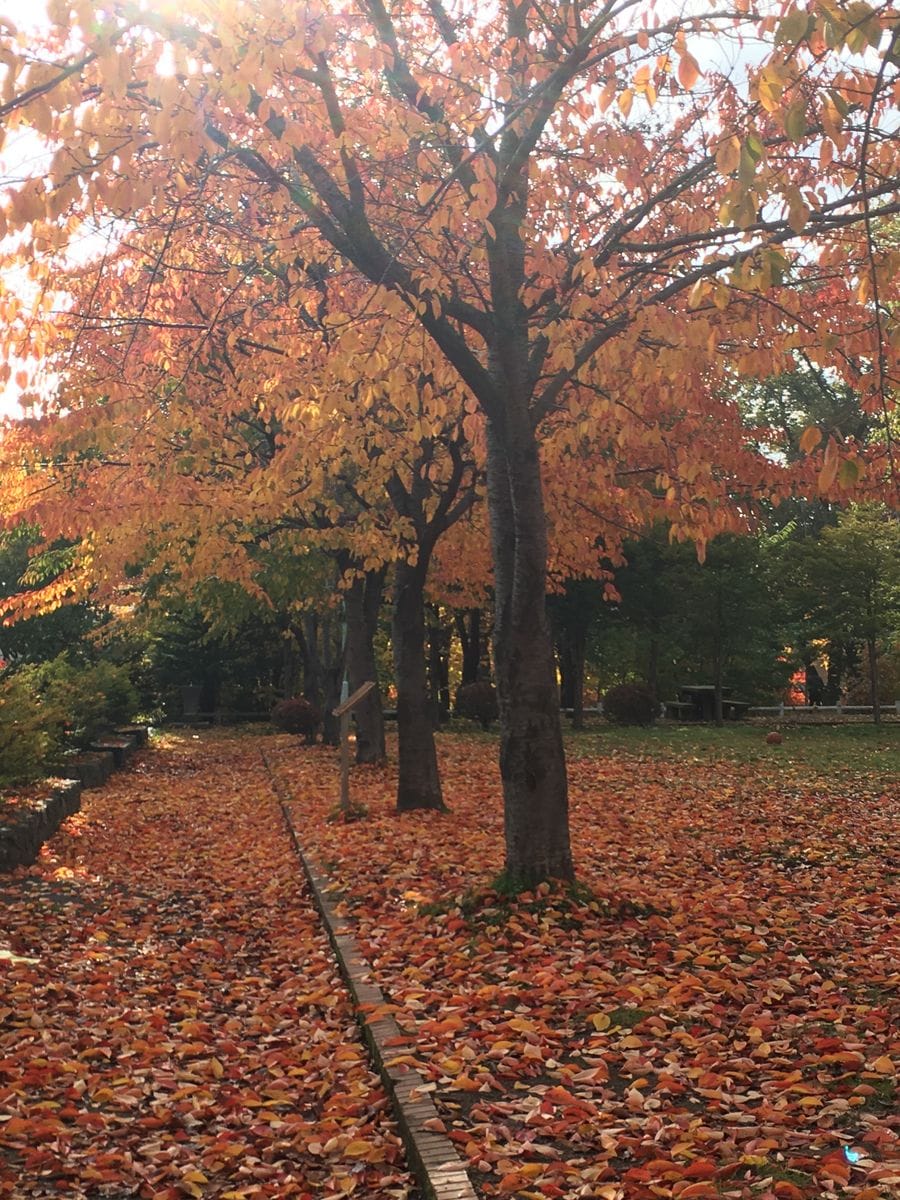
[392, 557, 444, 811]
[344, 565, 387, 763]
[485, 420, 572, 887]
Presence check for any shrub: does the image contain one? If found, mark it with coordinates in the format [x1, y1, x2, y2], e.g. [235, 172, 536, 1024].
[29, 656, 138, 750]
[455, 681, 499, 730]
[271, 696, 322, 742]
[0, 670, 55, 784]
[602, 682, 657, 726]
[0, 655, 140, 784]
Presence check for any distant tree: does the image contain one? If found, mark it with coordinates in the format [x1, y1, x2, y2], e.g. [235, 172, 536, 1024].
[602, 528, 687, 703]
[785, 506, 900, 723]
[664, 534, 791, 722]
[548, 579, 605, 729]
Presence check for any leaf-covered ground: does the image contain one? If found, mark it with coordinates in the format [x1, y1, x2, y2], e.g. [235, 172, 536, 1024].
[0, 733, 416, 1200]
[263, 729, 899, 1200]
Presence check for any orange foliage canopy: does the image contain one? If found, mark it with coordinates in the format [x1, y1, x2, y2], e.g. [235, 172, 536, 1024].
[0, 0, 896, 603]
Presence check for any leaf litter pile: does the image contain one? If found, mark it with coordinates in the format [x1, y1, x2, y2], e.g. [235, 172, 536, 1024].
[263, 731, 898, 1200]
[0, 733, 416, 1199]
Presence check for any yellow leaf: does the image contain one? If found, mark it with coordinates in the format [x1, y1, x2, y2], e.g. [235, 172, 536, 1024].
[343, 1138, 375, 1157]
[758, 69, 783, 112]
[589, 1012, 611, 1031]
[871, 1055, 895, 1074]
[716, 135, 741, 175]
[617, 88, 633, 117]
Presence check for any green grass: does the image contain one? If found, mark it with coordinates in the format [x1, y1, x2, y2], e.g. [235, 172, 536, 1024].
[562, 720, 900, 774]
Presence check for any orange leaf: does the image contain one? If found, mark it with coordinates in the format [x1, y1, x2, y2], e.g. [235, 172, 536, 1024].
[678, 53, 701, 91]
[799, 425, 822, 454]
[818, 437, 839, 491]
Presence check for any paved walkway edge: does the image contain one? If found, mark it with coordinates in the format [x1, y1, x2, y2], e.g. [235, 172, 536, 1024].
[263, 753, 478, 1200]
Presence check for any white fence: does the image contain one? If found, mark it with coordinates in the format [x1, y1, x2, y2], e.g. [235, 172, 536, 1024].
[747, 701, 900, 718]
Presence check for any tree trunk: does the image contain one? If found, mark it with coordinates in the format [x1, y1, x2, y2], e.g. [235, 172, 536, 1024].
[455, 608, 483, 686]
[557, 641, 575, 710]
[569, 623, 586, 731]
[392, 558, 445, 811]
[713, 585, 724, 727]
[320, 614, 342, 747]
[647, 632, 660, 703]
[482, 92, 571, 887]
[485, 419, 572, 887]
[300, 612, 322, 709]
[427, 604, 451, 725]
[344, 565, 387, 763]
[867, 637, 880, 725]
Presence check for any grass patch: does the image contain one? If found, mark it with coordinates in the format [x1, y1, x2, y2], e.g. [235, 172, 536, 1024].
[606, 1006, 651, 1029]
[859, 1077, 896, 1112]
[753, 1163, 816, 1189]
[564, 721, 900, 774]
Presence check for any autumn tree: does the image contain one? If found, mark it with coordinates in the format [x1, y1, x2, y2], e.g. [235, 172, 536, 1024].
[2, 0, 899, 885]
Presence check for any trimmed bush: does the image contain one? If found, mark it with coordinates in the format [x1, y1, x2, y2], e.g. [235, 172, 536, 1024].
[455, 681, 499, 730]
[271, 697, 322, 742]
[602, 682, 657, 726]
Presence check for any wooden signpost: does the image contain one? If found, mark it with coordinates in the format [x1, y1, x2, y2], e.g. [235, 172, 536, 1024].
[333, 680, 377, 813]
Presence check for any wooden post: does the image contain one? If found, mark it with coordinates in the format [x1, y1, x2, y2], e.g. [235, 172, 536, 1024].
[333, 681, 377, 813]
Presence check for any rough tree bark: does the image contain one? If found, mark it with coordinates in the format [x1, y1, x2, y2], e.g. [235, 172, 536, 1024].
[486, 420, 572, 886]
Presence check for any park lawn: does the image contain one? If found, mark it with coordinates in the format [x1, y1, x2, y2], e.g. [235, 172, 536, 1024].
[265, 726, 899, 1200]
[0, 733, 415, 1200]
[565, 721, 900, 775]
